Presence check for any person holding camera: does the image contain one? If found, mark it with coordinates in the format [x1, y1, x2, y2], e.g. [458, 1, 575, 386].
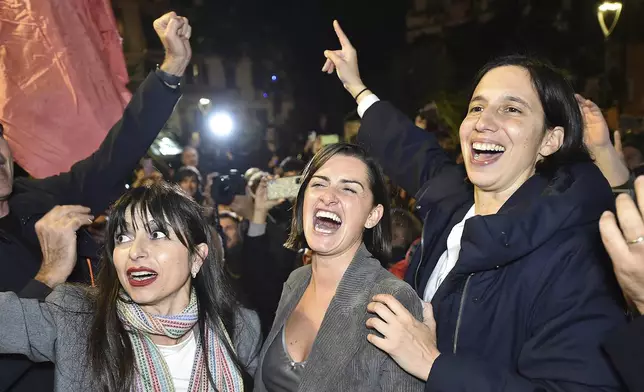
[238, 175, 299, 336]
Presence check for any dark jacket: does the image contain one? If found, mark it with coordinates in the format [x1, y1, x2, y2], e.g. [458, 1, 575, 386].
[0, 71, 181, 392]
[604, 316, 644, 392]
[358, 101, 627, 392]
[241, 215, 297, 337]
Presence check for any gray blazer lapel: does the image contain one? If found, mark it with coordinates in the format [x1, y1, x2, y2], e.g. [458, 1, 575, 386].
[255, 266, 312, 391]
[299, 245, 383, 391]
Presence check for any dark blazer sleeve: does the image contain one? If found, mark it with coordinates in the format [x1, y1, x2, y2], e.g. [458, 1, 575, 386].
[425, 242, 625, 392]
[240, 231, 294, 337]
[603, 316, 644, 392]
[357, 101, 462, 197]
[18, 279, 53, 300]
[21, 72, 181, 214]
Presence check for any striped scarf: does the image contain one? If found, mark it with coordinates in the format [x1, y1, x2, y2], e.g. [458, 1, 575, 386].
[116, 289, 244, 392]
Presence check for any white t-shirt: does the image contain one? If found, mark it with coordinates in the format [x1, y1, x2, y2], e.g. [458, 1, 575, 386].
[423, 205, 476, 302]
[156, 330, 197, 392]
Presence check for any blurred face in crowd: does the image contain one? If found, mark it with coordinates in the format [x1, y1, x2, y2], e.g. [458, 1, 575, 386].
[460, 66, 563, 196]
[414, 115, 427, 130]
[182, 147, 199, 167]
[392, 226, 408, 249]
[179, 175, 199, 198]
[220, 216, 241, 249]
[623, 146, 643, 170]
[343, 120, 360, 143]
[112, 207, 205, 314]
[303, 155, 383, 257]
[0, 133, 14, 200]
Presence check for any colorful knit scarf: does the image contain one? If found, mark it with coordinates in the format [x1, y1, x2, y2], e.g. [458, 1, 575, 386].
[116, 289, 244, 392]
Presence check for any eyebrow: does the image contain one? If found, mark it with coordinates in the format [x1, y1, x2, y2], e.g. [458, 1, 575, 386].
[311, 175, 365, 190]
[470, 94, 532, 110]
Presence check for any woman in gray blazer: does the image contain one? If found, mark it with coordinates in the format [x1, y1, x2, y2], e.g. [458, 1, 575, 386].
[0, 182, 262, 391]
[254, 143, 424, 392]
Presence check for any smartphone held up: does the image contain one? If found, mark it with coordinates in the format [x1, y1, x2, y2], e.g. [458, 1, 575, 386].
[267, 176, 302, 200]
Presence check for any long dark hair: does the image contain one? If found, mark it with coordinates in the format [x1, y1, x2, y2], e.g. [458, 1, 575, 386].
[471, 55, 593, 176]
[86, 182, 244, 391]
[285, 143, 392, 262]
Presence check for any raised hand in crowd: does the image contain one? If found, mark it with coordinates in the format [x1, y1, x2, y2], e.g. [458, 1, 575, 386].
[34, 205, 94, 289]
[251, 176, 284, 225]
[576, 94, 630, 187]
[322, 21, 370, 101]
[600, 176, 644, 313]
[154, 11, 192, 79]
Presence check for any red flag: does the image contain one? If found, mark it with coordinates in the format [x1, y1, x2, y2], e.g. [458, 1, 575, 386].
[0, 0, 131, 178]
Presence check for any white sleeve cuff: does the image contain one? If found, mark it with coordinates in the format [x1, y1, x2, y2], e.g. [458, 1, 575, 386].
[247, 222, 267, 237]
[357, 94, 380, 118]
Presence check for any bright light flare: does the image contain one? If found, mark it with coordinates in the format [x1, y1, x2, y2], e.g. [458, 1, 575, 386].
[199, 98, 211, 105]
[208, 112, 234, 137]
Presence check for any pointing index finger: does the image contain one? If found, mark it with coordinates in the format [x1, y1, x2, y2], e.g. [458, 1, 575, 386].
[333, 20, 353, 50]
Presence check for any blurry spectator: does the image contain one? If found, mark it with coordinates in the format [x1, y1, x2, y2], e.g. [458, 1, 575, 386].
[181, 146, 199, 168]
[174, 166, 202, 201]
[386, 209, 423, 279]
[414, 102, 440, 131]
[240, 176, 297, 335]
[415, 102, 459, 159]
[254, 125, 287, 172]
[389, 208, 422, 265]
[623, 145, 643, 172]
[217, 210, 245, 279]
[0, 11, 189, 391]
[219, 210, 243, 249]
[343, 110, 361, 143]
[132, 159, 164, 188]
[86, 215, 108, 246]
[275, 156, 305, 178]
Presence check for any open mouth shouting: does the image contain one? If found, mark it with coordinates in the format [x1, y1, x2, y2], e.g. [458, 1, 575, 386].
[313, 209, 343, 234]
[127, 267, 159, 287]
[471, 141, 506, 166]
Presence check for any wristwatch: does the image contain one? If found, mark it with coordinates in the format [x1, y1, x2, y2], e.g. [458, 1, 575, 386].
[155, 66, 182, 87]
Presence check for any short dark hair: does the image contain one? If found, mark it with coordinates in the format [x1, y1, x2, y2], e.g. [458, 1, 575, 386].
[175, 166, 202, 185]
[285, 143, 392, 262]
[391, 208, 422, 247]
[472, 55, 592, 176]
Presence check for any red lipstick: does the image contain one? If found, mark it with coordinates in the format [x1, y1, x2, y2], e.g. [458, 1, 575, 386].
[126, 267, 158, 287]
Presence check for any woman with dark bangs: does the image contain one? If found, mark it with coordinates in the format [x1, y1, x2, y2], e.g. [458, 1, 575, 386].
[0, 182, 261, 392]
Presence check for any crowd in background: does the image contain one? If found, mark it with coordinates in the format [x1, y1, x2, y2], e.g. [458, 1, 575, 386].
[2, 11, 644, 392]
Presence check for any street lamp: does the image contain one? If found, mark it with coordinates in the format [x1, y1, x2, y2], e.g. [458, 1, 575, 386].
[597, 1, 623, 39]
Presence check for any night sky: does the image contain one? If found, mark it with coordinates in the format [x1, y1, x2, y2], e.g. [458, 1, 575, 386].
[164, 0, 410, 134]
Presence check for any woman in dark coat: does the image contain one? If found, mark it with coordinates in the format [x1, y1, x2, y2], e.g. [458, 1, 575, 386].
[320, 21, 627, 392]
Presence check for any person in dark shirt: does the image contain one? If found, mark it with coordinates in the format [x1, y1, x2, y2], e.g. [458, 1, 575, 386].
[0, 11, 192, 392]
